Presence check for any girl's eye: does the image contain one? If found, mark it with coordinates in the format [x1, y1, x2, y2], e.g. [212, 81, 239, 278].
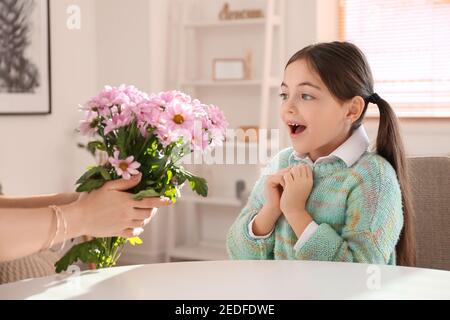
[279, 93, 288, 101]
[301, 94, 314, 101]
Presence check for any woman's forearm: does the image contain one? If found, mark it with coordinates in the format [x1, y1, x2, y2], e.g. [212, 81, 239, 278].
[0, 204, 84, 262]
[0, 193, 79, 209]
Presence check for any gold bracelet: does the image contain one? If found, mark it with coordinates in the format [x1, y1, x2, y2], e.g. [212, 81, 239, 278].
[48, 205, 68, 253]
[47, 205, 61, 250]
[58, 207, 68, 253]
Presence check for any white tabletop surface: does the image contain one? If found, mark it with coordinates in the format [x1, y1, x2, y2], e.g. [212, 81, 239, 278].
[0, 260, 449, 300]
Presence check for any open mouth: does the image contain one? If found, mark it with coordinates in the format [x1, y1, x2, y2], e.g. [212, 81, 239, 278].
[287, 122, 307, 135]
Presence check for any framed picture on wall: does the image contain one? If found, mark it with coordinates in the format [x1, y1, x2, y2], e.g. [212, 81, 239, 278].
[0, 0, 51, 115]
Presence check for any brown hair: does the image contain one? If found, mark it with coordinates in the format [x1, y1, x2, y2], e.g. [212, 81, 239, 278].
[286, 41, 416, 266]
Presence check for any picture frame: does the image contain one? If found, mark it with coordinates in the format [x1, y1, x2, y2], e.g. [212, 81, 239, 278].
[0, 0, 51, 115]
[213, 58, 245, 81]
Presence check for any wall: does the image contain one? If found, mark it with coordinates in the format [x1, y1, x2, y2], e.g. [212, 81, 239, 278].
[0, 0, 97, 196]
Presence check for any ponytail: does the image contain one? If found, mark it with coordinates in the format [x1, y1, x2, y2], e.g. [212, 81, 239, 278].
[368, 93, 416, 267]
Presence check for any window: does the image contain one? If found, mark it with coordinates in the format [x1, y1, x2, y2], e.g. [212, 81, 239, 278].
[339, 0, 450, 117]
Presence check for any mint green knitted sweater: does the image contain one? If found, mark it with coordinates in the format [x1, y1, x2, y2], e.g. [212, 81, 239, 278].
[226, 148, 404, 265]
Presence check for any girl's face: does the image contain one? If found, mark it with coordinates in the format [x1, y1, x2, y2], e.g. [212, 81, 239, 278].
[280, 59, 355, 161]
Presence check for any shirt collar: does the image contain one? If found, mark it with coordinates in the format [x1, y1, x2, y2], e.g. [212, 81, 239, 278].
[292, 125, 370, 167]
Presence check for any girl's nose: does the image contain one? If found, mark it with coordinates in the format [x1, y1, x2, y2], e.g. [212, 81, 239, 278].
[285, 102, 297, 114]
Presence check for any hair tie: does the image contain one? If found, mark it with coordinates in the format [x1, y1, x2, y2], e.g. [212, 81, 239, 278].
[366, 93, 381, 104]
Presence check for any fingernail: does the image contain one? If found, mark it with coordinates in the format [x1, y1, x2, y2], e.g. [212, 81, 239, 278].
[160, 196, 171, 203]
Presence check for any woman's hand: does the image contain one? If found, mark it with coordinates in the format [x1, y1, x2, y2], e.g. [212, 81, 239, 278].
[58, 192, 80, 205]
[66, 173, 172, 238]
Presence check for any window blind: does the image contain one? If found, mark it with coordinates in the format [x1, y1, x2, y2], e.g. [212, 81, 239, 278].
[339, 0, 450, 117]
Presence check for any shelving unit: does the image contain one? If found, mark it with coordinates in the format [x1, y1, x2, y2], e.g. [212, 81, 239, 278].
[166, 0, 285, 262]
[180, 78, 281, 88]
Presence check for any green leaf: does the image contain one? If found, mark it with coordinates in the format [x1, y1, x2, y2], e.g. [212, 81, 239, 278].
[188, 175, 208, 197]
[54, 239, 101, 273]
[126, 121, 141, 154]
[76, 178, 106, 193]
[176, 167, 208, 197]
[132, 188, 161, 200]
[76, 166, 111, 185]
[163, 186, 178, 203]
[136, 134, 155, 160]
[87, 141, 106, 155]
[117, 128, 127, 157]
[54, 237, 129, 273]
[166, 170, 173, 185]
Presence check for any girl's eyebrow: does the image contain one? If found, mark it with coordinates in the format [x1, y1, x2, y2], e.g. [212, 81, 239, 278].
[281, 81, 321, 91]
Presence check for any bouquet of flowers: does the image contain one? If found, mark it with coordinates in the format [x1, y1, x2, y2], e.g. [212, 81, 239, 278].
[54, 85, 228, 273]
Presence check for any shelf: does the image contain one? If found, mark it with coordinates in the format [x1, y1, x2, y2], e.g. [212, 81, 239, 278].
[184, 17, 281, 28]
[180, 195, 242, 207]
[168, 243, 229, 261]
[185, 18, 264, 28]
[181, 79, 261, 87]
[181, 78, 280, 88]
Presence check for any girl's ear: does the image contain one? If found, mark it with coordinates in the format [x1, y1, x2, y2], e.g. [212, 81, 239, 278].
[345, 96, 365, 124]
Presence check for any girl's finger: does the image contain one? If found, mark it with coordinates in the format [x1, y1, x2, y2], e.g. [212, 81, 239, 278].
[284, 172, 294, 184]
[306, 165, 312, 178]
[300, 165, 306, 177]
[291, 166, 299, 178]
[277, 167, 290, 174]
[298, 165, 305, 178]
[270, 175, 283, 187]
[289, 167, 296, 177]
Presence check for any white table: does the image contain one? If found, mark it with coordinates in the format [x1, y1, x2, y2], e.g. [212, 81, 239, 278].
[0, 260, 449, 299]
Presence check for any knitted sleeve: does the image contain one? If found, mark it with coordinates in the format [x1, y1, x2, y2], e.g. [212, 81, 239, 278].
[294, 155, 404, 264]
[226, 148, 291, 259]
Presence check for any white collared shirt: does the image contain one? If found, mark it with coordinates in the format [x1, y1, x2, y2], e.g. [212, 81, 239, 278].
[249, 125, 370, 251]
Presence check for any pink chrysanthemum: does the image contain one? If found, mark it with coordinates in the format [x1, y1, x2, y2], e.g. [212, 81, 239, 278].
[108, 150, 141, 180]
[78, 111, 99, 137]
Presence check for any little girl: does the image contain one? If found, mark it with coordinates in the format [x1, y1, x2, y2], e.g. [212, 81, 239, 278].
[226, 41, 415, 266]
